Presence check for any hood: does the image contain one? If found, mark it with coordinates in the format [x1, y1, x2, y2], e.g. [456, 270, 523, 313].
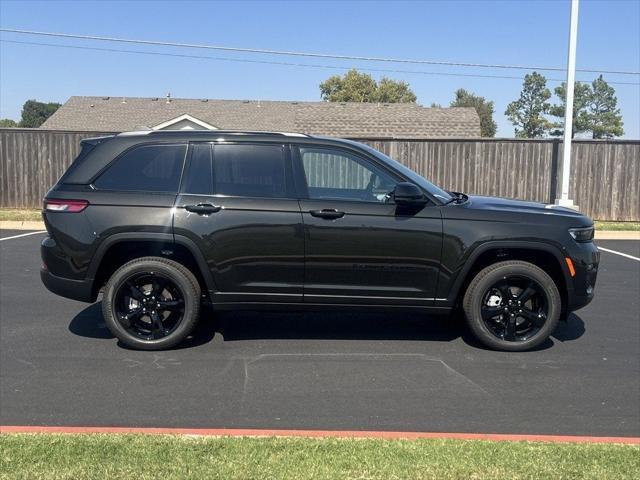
[464, 195, 587, 219]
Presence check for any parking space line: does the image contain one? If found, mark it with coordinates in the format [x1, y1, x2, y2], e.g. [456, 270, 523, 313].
[598, 247, 640, 262]
[0, 231, 47, 242]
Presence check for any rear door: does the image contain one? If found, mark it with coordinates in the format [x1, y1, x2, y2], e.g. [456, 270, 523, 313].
[294, 145, 443, 305]
[173, 142, 305, 303]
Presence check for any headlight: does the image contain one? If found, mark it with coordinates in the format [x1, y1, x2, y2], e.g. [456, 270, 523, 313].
[569, 226, 594, 242]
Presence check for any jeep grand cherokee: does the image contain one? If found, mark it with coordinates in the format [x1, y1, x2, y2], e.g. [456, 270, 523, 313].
[41, 131, 599, 351]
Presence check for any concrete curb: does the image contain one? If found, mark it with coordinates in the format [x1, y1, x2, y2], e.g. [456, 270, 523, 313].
[1, 221, 638, 240]
[1, 425, 639, 444]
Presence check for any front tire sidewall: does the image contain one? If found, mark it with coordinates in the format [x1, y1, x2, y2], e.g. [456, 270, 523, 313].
[464, 262, 561, 352]
[103, 259, 199, 350]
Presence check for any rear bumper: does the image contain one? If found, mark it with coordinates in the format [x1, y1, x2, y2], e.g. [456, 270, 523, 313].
[40, 269, 95, 303]
[41, 233, 96, 303]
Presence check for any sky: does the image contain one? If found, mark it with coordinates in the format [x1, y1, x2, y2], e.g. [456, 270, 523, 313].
[0, 0, 638, 138]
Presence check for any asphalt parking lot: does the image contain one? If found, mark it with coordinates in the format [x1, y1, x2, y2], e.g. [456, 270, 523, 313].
[1, 230, 638, 436]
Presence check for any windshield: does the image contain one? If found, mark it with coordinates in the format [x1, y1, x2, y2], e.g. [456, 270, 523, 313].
[355, 142, 455, 203]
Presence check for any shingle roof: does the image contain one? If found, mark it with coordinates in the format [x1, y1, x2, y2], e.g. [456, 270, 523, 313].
[41, 96, 481, 138]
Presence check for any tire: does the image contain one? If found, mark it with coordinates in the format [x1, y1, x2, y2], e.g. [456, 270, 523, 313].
[462, 260, 561, 352]
[102, 256, 201, 350]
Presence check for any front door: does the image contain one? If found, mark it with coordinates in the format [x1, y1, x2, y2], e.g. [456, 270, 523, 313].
[173, 142, 304, 303]
[294, 145, 442, 305]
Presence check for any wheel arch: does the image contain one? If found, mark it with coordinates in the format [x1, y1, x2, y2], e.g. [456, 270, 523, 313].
[87, 233, 215, 300]
[449, 241, 572, 312]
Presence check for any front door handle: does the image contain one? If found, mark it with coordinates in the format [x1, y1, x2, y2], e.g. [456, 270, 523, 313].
[185, 203, 222, 215]
[309, 209, 345, 219]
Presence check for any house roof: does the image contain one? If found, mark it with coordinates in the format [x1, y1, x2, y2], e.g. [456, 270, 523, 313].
[41, 96, 481, 138]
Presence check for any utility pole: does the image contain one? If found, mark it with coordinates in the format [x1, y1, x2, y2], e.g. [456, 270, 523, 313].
[556, 0, 579, 208]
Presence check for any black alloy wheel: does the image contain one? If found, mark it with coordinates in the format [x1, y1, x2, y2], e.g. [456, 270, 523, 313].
[480, 276, 548, 342]
[114, 272, 185, 340]
[102, 257, 201, 350]
[463, 260, 561, 352]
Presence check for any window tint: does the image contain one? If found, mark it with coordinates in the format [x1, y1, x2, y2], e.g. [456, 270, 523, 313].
[183, 144, 213, 195]
[299, 147, 397, 203]
[213, 144, 288, 198]
[95, 144, 186, 192]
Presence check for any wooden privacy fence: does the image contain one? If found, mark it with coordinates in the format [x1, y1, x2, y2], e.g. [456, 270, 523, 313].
[0, 128, 638, 221]
[360, 138, 640, 221]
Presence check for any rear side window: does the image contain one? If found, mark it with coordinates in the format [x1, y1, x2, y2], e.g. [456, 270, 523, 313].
[213, 144, 289, 198]
[94, 144, 186, 192]
[182, 144, 213, 195]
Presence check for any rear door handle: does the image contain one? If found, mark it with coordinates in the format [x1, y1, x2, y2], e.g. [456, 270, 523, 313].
[185, 203, 222, 214]
[309, 209, 345, 219]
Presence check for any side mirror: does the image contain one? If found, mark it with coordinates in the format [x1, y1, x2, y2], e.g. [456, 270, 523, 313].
[393, 182, 427, 206]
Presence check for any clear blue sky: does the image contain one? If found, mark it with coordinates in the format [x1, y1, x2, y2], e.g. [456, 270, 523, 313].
[1, 0, 638, 138]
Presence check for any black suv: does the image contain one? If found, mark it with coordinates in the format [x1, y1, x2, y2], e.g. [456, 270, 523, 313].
[41, 131, 599, 351]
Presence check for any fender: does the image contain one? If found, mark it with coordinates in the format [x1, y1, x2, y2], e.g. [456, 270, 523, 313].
[444, 240, 573, 305]
[86, 232, 216, 295]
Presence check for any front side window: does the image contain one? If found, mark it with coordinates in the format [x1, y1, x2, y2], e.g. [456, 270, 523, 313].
[299, 147, 398, 203]
[213, 144, 288, 198]
[94, 144, 186, 192]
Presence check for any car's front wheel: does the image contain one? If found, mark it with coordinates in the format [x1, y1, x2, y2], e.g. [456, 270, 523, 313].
[102, 257, 201, 350]
[463, 260, 561, 351]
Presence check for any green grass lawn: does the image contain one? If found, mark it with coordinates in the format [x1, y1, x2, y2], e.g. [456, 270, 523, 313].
[594, 221, 640, 231]
[1, 434, 638, 480]
[0, 208, 42, 221]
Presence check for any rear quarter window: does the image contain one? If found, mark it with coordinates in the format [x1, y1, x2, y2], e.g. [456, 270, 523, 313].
[94, 144, 186, 192]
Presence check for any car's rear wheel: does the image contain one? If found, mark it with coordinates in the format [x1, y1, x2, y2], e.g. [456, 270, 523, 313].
[463, 260, 561, 351]
[102, 257, 200, 350]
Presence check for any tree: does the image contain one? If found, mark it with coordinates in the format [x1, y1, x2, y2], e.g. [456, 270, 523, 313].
[18, 100, 61, 128]
[587, 75, 624, 139]
[505, 72, 552, 138]
[320, 69, 416, 103]
[0, 119, 18, 127]
[376, 77, 417, 103]
[450, 88, 496, 137]
[549, 81, 591, 138]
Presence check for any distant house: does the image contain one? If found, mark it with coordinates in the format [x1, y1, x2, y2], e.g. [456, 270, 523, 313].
[41, 96, 481, 138]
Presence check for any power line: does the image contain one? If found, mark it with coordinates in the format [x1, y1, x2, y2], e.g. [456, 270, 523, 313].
[1, 27, 638, 76]
[2, 39, 639, 86]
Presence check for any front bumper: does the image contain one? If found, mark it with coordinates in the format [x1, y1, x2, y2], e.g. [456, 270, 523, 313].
[565, 242, 600, 312]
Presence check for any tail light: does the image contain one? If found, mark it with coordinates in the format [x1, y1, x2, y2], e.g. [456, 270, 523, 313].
[44, 199, 89, 213]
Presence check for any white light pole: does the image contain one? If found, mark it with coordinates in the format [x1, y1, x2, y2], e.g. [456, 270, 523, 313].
[556, 0, 579, 208]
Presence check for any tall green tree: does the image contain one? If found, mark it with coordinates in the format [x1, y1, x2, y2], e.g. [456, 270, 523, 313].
[0, 119, 18, 127]
[376, 77, 417, 103]
[587, 75, 624, 139]
[450, 88, 496, 137]
[505, 72, 552, 138]
[549, 81, 591, 138]
[320, 69, 416, 103]
[18, 100, 61, 128]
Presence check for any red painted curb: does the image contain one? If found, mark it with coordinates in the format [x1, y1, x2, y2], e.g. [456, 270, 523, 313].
[1, 426, 638, 444]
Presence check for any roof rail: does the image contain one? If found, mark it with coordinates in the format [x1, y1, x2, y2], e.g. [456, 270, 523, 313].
[274, 132, 308, 137]
[118, 130, 310, 137]
[117, 130, 153, 137]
